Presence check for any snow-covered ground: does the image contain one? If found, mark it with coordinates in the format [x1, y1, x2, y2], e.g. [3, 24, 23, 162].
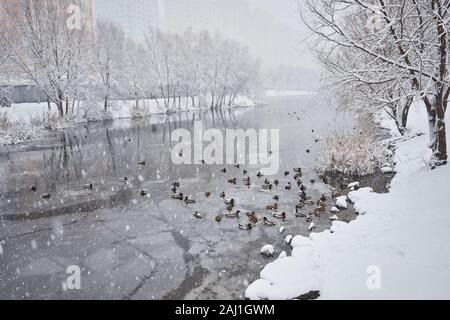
[0, 95, 257, 145]
[246, 102, 450, 300]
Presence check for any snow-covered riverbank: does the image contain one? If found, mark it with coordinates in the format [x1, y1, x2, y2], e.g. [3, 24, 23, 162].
[246, 104, 450, 300]
[0, 95, 257, 146]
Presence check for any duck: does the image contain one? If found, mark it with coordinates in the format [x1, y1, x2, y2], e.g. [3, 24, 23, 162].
[138, 160, 146, 166]
[234, 164, 240, 169]
[306, 215, 313, 222]
[284, 171, 290, 177]
[220, 168, 227, 173]
[285, 182, 292, 190]
[119, 177, 128, 183]
[273, 195, 279, 201]
[263, 217, 276, 227]
[320, 194, 327, 202]
[239, 224, 253, 231]
[272, 212, 286, 220]
[294, 173, 302, 180]
[243, 176, 250, 182]
[228, 178, 237, 184]
[296, 212, 307, 218]
[193, 211, 203, 219]
[82, 183, 93, 191]
[226, 204, 234, 212]
[274, 180, 279, 187]
[30, 184, 37, 192]
[184, 197, 196, 204]
[306, 149, 310, 154]
[257, 172, 264, 178]
[172, 181, 180, 188]
[205, 192, 211, 198]
[262, 183, 273, 190]
[140, 190, 148, 197]
[225, 211, 240, 218]
[171, 193, 184, 200]
[224, 198, 235, 207]
[296, 180, 303, 187]
[41, 194, 51, 199]
[296, 201, 306, 212]
[248, 212, 259, 224]
[300, 185, 307, 192]
[319, 174, 329, 184]
[220, 191, 226, 198]
[215, 214, 223, 223]
[293, 168, 303, 174]
[244, 180, 251, 187]
[314, 205, 326, 216]
[265, 202, 278, 211]
[331, 189, 342, 199]
[310, 179, 316, 184]
[171, 186, 178, 193]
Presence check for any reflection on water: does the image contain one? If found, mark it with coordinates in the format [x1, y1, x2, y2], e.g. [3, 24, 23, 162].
[0, 96, 357, 300]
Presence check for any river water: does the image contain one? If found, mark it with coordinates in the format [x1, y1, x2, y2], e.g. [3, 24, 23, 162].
[0, 95, 361, 300]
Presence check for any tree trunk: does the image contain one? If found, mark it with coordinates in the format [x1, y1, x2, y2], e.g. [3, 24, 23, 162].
[104, 95, 109, 111]
[426, 97, 448, 167]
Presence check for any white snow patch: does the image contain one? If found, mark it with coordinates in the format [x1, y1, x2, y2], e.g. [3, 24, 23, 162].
[335, 196, 348, 209]
[261, 245, 275, 257]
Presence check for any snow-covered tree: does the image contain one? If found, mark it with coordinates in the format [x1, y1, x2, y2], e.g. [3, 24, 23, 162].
[301, 0, 450, 166]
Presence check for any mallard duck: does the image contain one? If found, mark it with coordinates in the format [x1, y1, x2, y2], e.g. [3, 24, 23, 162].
[274, 180, 279, 187]
[265, 202, 278, 211]
[138, 160, 146, 166]
[296, 180, 303, 187]
[320, 194, 327, 202]
[224, 198, 235, 206]
[310, 179, 316, 184]
[306, 149, 310, 154]
[215, 214, 223, 223]
[273, 195, 279, 201]
[257, 172, 264, 178]
[171, 193, 183, 200]
[119, 177, 128, 183]
[296, 212, 307, 218]
[263, 217, 276, 227]
[172, 181, 180, 188]
[205, 192, 211, 198]
[306, 215, 313, 222]
[30, 184, 37, 192]
[228, 178, 237, 184]
[225, 211, 240, 218]
[284, 171, 290, 177]
[83, 183, 93, 191]
[262, 183, 273, 190]
[184, 197, 196, 204]
[294, 168, 303, 174]
[41, 194, 51, 199]
[300, 185, 307, 192]
[234, 164, 240, 169]
[294, 173, 302, 180]
[220, 191, 226, 198]
[220, 168, 227, 173]
[171, 186, 178, 193]
[264, 178, 270, 185]
[193, 211, 203, 219]
[314, 205, 325, 216]
[296, 202, 305, 212]
[272, 212, 286, 220]
[243, 169, 248, 175]
[140, 190, 148, 197]
[239, 224, 252, 231]
[244, 180, 251, 187]
[285, 182, 292, 190]
[248, 212, 259, 224]
[332, 189, 342, 199]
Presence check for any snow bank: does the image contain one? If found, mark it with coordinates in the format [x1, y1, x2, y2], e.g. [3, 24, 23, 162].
[246, 105, 450, 300]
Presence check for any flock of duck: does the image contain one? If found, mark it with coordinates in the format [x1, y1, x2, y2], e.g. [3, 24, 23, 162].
[169, 164, 352, 232]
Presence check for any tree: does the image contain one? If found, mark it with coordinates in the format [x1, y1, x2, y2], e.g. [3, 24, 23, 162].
[93, 20, 125, 111]
[301, 0, 450, 166]
[0, 0, 89, 118]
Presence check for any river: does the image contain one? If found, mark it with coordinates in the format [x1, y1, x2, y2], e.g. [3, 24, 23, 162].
[0, 95, 360, 300]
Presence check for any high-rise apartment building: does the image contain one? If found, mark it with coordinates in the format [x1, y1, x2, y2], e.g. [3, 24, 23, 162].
[91, 0, 159, 41]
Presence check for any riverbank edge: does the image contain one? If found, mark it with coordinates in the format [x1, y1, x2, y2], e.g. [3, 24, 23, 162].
[245, 104, 450, 300]
[0, 97, 266, 147]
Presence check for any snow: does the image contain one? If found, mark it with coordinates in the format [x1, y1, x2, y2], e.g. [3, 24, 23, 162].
[381, 167, 394, 174]
[329, 215, 339, 221]
[348, 182, 360, 189]
[331, 206, 340, 213]
[246, 105, 450, 300]
[261, 245, 275, 257]
[335, 196, 348, 209]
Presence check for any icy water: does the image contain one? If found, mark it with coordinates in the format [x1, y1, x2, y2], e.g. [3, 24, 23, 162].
[0, 96, 372, 300]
